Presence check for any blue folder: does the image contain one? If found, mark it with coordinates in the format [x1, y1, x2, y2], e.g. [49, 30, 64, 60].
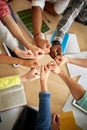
[50, 30, 69, 54]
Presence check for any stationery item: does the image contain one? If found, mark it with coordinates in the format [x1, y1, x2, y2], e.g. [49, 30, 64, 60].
[0, 84, 27, 111]
[72, 99, 87, 114]
[60, 111, 78, 130]
[65, 33, 80, 54]
[43, 13, 51, 23]
[66, 51, 87, 77]
[16, 8, 50, 38]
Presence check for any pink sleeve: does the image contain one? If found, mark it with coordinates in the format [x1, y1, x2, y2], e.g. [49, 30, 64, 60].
[0, 0, 11, 20]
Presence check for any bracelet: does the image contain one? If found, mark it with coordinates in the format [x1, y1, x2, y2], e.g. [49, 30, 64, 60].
[34, 33, 41, 39]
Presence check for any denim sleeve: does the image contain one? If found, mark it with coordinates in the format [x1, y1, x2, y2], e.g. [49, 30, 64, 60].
[35, 92, 51, 130]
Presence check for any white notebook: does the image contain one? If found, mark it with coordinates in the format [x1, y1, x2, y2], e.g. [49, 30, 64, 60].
[0, 84, 27, 112]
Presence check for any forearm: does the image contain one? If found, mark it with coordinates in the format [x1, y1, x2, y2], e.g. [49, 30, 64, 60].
[68, 58, 87, 68]
[32, 6, 42, 35]
[59, 70, 85, 100]
[2, 14, 32, 50]
[0, 54, 23, 65]
[52, 0, 84, 45]
[35, 92, 51, 130]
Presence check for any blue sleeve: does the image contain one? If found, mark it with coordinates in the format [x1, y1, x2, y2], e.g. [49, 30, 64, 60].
[35, 92, 51, 130]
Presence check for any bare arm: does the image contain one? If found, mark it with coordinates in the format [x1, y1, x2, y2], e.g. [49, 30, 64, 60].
[2, 14, 32, 50]
[0, 54, 38, 68]
[48, 60, 85, 100]
[55, 55, 87, 68]
[59, 70, 85, 100]
[32, 6, 42, 36]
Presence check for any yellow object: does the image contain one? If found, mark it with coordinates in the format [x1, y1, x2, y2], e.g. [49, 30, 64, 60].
[0, 75, 21, 89]
[60, 111, 79, 130]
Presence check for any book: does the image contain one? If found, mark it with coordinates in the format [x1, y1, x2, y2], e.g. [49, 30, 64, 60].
[0, 84, 27, 112]
[50, 30, 69, 54]
[60, 111, 78, 130]
[16, 8, 50, 38]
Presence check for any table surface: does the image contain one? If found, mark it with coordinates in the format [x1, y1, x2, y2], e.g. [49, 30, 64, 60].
[0, 0, 87, 116]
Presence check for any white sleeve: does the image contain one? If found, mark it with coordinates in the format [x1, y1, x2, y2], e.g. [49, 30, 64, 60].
[54, 0, 70, 14]
[0, 21, 18, 51]
[32, 0, 46, 10]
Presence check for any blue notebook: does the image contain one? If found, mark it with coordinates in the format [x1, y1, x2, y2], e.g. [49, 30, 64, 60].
[50, 30, 69, 54]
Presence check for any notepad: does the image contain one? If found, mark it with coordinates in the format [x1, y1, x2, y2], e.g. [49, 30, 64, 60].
[50, 30, 69, 54]
[16, 8, 50, 38]
[0, 84, 27, 112]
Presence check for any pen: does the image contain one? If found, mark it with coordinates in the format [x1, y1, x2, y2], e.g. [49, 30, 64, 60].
[43, 13, 51, 23]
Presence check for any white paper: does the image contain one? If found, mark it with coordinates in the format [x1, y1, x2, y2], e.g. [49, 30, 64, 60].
[65, 33, 80, 54]
[66, 51, 87, 77]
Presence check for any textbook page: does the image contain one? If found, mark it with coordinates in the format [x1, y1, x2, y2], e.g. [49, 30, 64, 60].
[0, 84, 27, 111]
[66, 51, 87, 77]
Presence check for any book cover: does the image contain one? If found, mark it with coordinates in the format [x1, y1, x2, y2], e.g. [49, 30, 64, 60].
[16, 8, 50, 38]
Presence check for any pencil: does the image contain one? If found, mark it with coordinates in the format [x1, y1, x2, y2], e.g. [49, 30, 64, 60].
[43, 13, 51, 23]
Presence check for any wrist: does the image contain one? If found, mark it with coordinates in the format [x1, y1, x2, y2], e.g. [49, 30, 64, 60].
[34, 33, 41, 40]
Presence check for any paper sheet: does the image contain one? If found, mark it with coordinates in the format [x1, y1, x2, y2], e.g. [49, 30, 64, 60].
[66, 51, 87, 77]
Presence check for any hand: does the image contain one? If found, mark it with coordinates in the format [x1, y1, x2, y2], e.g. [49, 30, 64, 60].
[47, 60, 61, 75]
[31, 46, 45, 59]
[14, 47, 36, 59]
[40, 65, 50, 81]
[50, 44, 62, 59]
[40, 65, 50, 91]
[34, 35, 51, 53]
[51, 113, 60, 130]
[55, 55, 69, 65]
[22, 59, 39, 68]
[21, 68, 40, 82]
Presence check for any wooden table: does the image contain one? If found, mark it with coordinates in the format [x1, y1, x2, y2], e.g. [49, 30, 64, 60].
[0, 0, 87, 116]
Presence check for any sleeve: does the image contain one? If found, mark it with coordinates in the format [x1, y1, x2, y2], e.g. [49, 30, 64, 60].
[0, 21, 18, 51]
[52, 0, 84, 46]
[35, 92, 51, 130]
[0, 75, 21, 90]
[54, 0, 70, 14]
[32, 0, 46, 10]
[0, 0, 11, 20]
[76, 90, 87, 110]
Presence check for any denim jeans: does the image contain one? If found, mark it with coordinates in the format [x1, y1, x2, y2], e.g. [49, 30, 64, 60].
[35, 92, 51, 130]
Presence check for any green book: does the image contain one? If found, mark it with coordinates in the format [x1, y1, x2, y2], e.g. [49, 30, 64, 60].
[17, 8, 50, 37]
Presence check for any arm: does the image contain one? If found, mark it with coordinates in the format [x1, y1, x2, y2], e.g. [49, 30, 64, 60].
[32, 1, 50, 53]
[35, 66, 51, 130]
[0, 1, 44, 58]
[0, 54, 38, 68]
[55, 55, 87, 68]
[0, 68, 40, 90]
[47, 60, 85, 100]
[50, 0, 84, 58]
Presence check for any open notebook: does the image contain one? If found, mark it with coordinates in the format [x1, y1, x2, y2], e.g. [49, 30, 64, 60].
[0, 84, 27, 111]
